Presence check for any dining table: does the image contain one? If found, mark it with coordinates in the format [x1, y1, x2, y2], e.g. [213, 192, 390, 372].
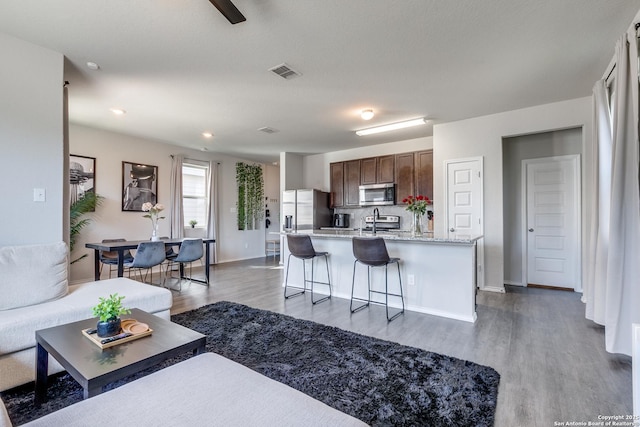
[85, 238, 216, 284]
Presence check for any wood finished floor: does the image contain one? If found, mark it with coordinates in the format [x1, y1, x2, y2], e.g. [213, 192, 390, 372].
[167, 256, 632, 427]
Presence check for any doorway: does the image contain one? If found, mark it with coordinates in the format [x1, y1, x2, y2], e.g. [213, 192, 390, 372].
[523, 155, 580, 289]
[502, 127, 583, 289]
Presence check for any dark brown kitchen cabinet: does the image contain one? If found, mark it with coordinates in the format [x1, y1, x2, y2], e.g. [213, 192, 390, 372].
[330, 162, 345, 208]
[377, 155, 395, 183]
[415, 149, 433, 201]
[395, 152, 415, 203]
[344, 160, 361, 206]
[360, 157, 377, 185]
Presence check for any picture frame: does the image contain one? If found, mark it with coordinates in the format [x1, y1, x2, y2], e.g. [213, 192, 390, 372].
[69, 154, 96, 210]
[122, 161, 158, 211]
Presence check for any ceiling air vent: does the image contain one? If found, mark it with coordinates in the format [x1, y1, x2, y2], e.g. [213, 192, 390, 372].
[269, 63, 301, 80]
[258, 127, 279, 134]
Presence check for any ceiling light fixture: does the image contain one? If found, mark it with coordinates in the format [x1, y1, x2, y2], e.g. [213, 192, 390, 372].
[110, 108, 126, 115]
[360, 109, 374, 120]
[202, 132, 213, 138]
[86, 61, 100, 71]
[356, 118, 427, 136]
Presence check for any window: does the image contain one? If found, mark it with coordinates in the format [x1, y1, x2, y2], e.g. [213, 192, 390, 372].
[182, 161, 209, 228]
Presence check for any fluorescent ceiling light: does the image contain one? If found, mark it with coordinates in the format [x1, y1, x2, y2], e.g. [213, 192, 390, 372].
[356, 118, 427, 136]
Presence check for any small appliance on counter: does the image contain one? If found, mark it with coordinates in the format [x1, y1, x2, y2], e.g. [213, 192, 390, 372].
[362, 214, 400, 231]
[333, 213, 350, 228]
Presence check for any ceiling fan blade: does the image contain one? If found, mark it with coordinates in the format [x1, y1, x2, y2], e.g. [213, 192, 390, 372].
[208, 0, 246, 24]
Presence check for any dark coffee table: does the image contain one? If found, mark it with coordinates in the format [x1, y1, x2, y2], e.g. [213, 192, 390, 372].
[34, 308, 206, 404]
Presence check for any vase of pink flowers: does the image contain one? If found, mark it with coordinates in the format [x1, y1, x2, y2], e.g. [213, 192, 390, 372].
[142, 202, 165, 241]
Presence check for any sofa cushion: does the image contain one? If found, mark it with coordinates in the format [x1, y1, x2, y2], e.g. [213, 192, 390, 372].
[0, 242, 68, 311]
[0, 278, 172, 356]
[23, 353, 367, 426]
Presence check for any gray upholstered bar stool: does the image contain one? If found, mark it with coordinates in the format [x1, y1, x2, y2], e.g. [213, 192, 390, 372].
[285, 234, 331, 304]
[351, 237, 404, 321]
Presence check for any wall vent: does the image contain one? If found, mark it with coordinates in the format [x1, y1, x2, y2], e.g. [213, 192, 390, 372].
[269, 63, 301, 80]
[258, 127, 279, 134]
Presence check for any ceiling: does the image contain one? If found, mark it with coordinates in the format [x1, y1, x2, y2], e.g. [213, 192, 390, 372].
[1, 1, 638, 163]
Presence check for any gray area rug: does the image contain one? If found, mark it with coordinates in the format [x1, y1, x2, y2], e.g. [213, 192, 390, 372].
[2, 301, 500, 426]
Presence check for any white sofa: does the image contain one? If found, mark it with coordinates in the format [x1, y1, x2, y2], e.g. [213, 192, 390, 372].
[0, 353, 366, 427]
[0, 242, 172, 392]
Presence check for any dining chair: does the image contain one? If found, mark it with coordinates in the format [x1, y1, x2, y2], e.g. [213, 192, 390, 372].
[99, 238, 134, 279]
[123, 241, 167, 285]
[163, 239, 204, 291]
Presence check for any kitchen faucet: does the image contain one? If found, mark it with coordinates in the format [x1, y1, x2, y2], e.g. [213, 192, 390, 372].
[372, 208, 379, 235]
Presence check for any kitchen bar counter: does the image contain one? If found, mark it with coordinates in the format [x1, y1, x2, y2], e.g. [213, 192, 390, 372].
[307, 229, 482, 244]
[281, 230, 480, 322]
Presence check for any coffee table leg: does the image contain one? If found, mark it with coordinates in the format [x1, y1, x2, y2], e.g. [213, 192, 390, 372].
[34, 343, 48, 405]
[85, 385, 103, 399]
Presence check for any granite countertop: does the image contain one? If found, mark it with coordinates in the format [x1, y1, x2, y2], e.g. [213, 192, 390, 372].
[282, 229, 483, 244]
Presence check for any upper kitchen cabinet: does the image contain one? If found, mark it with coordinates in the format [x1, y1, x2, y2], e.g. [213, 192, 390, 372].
[395, 152, 415, 203]
[415, 150, 433, 201]
[330, 162, 345, 208]
[344, 159, 361, 206]
[360, 157, 377, 185]
[377, 155, 395, 183]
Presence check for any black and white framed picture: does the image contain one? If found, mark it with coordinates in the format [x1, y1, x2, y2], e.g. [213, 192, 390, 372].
[69, 154, 96, 209]
[122, 161, 158, 211]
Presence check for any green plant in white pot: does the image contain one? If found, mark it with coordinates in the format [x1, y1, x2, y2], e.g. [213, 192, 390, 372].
[92, 293, 131, 338]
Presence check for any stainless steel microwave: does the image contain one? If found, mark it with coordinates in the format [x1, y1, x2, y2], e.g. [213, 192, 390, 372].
[359, 183, 395, 206]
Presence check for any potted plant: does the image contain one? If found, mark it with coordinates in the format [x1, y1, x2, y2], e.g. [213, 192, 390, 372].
[91, 293, 131, 338]
[189, 219, 198, 228]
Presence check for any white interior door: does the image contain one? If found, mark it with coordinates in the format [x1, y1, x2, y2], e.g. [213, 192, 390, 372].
[446, 157, 483, 288]
[447, 159, 482, 237]
[524, 156, 580, 289]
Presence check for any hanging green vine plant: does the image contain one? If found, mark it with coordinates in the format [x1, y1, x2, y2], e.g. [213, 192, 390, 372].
[236, 162, 264, 230]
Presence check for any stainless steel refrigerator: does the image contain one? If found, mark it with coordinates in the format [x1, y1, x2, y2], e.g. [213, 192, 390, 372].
[282, 189, 332, 232]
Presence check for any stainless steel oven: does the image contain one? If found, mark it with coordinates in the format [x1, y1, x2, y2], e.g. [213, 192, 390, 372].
[358, 183, 395, 206]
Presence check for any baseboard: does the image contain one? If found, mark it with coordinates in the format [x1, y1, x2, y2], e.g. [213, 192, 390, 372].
[527, 283, 574, 292]
[480, 285, 506, 293]
[503, 280, 524, 287]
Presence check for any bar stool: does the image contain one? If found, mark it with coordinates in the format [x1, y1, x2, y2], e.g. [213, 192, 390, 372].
[351, 237, 404, 321]
[284, 234, 331, 304]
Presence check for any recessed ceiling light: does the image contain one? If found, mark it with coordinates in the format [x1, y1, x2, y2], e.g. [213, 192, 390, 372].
[356, 118, 427, 136]
[201, 147, 209, 152]
[361, 109, 374, 120]
[86, 61, 100, 71]
[202, 132, 213, 138]
[110, 108, 126, 115]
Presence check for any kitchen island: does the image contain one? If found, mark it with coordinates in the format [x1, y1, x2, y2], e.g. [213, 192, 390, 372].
[281, 230, 482, 323]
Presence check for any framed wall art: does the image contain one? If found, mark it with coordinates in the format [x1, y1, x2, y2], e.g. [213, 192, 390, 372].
[122, 161, 158, 211]
[69, 154, 96, 210]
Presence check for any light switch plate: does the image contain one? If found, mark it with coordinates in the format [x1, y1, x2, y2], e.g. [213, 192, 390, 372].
[33, 188, 46, 202]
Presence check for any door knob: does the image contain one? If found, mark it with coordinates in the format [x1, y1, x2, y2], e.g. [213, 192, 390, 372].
[449, 228, 455, 232]
[528, 228, 534, 232]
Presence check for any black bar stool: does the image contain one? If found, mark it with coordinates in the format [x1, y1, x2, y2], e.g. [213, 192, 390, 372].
[284, 234, 331, 304]
[351, 237, 404, 321]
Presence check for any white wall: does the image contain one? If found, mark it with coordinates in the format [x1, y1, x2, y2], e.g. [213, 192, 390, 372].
[69, 124, 269, 282]
[0, 33, 64, 246]
[502, 127, 583, 287]
[434, 97, 592, 292]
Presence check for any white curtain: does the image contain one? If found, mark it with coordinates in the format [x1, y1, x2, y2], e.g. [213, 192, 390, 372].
[585, 31, 640, 356]
[206, 162, 219, 264]
[584, 79, 612, 324]
[169, 154, 184, 239]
